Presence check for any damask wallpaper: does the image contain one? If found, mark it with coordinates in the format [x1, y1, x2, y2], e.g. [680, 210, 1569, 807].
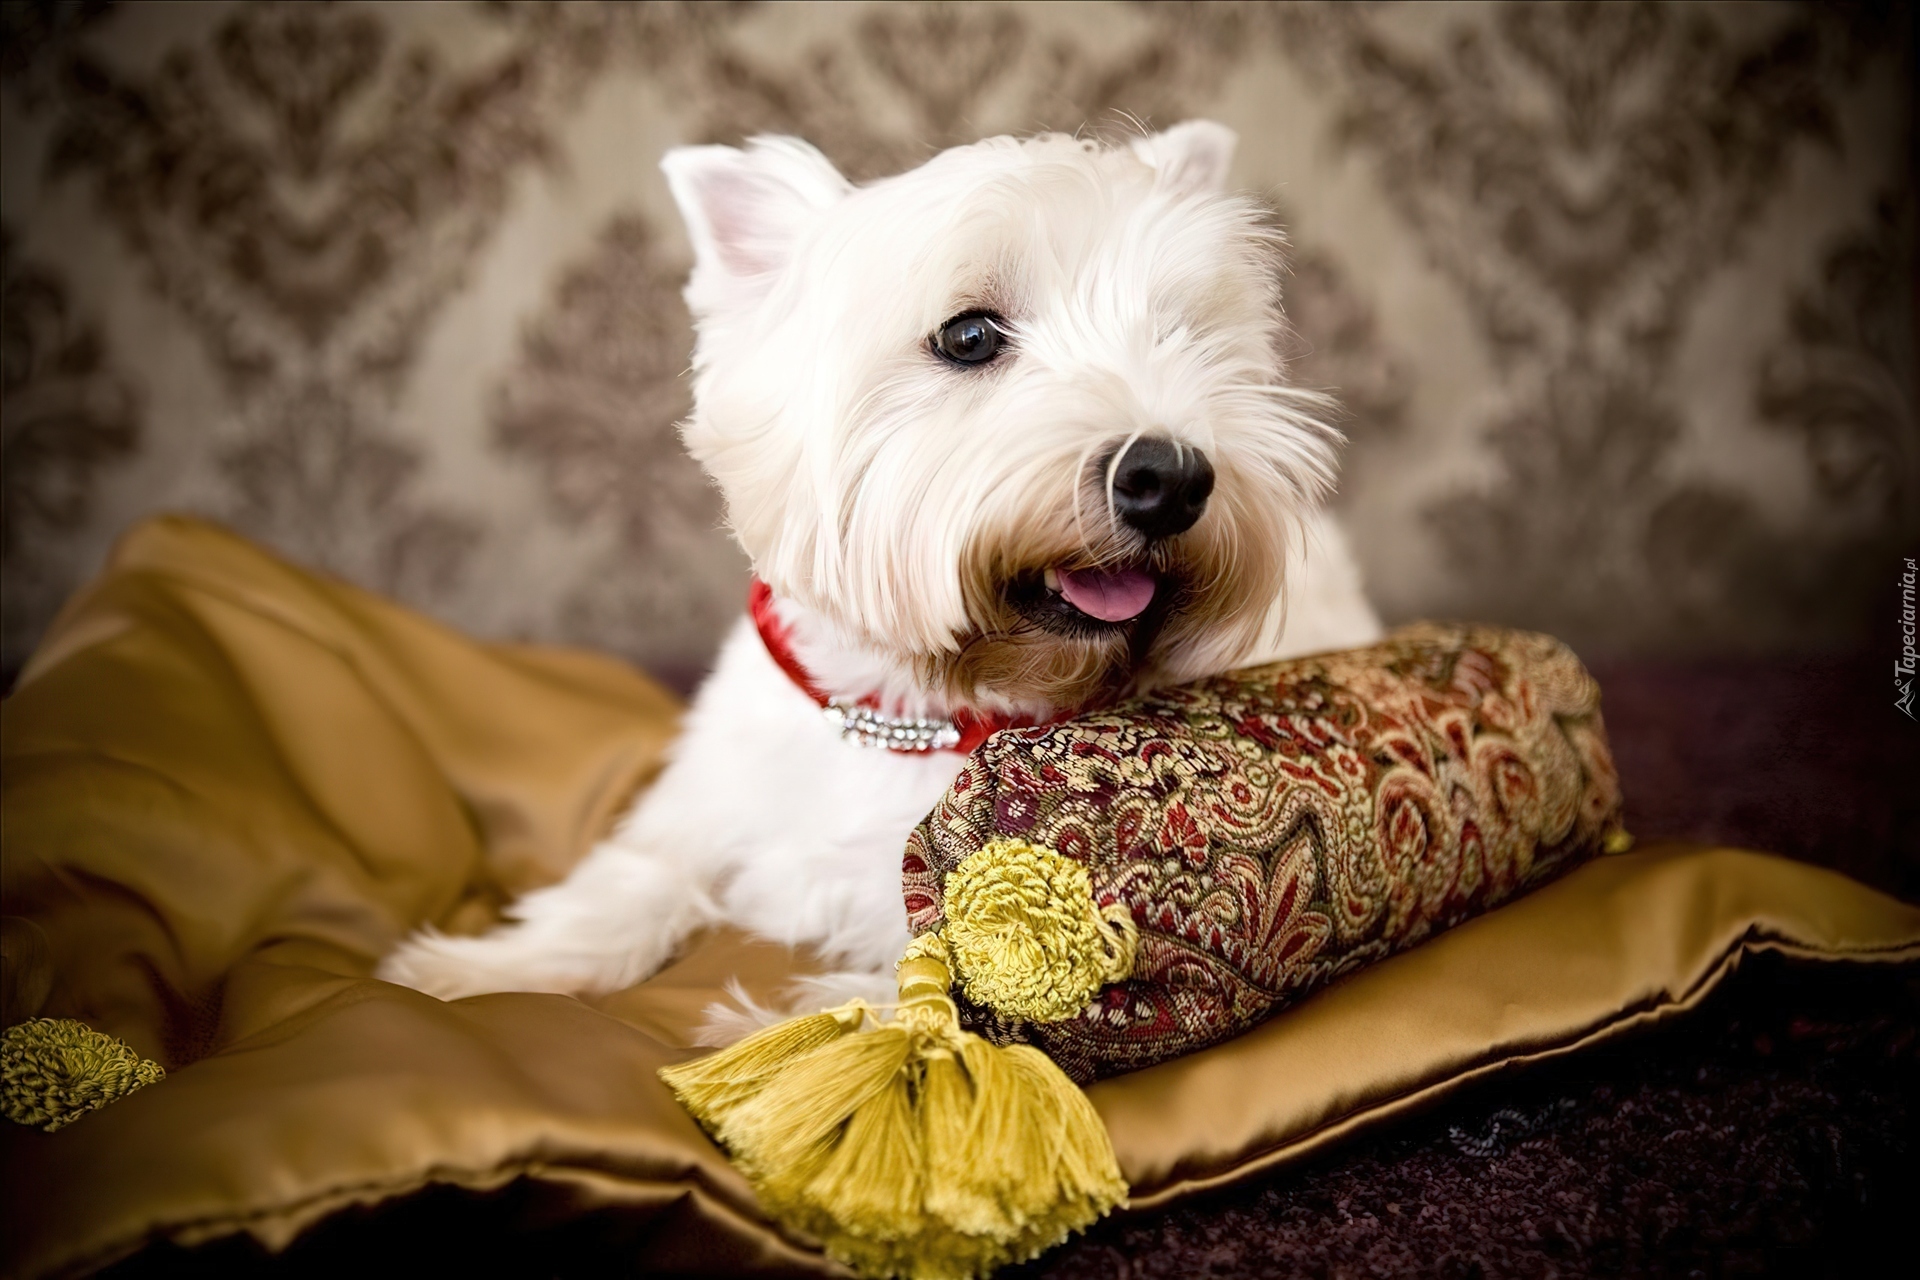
[2, 1, 1913, 689]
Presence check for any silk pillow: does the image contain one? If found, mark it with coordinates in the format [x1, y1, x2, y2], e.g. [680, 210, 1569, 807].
[905, 624, 1628, 1082]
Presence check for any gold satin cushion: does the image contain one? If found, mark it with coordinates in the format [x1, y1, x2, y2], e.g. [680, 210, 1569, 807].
[3, 517, 1917, 1278]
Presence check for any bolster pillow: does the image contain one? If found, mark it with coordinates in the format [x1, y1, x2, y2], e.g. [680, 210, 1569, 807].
[905, 622, 1627, 1082]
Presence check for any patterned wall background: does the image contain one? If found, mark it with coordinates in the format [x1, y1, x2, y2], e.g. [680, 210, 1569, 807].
[2, 1, 1913, 690]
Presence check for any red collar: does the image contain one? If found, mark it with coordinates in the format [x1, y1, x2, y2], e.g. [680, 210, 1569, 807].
[748, 578, 1042, 754]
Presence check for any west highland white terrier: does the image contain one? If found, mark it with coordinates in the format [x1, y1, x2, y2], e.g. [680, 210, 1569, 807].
[378, 122, 1382, 1024]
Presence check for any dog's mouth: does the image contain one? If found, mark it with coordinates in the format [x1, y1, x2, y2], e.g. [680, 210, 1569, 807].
[1007, 564, 1161, 635]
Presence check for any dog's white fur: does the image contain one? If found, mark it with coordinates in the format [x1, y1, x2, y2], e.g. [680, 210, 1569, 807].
[377, 123, 1382, 1024]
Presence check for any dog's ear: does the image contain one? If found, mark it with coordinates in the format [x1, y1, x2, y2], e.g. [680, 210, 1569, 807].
[1131, 121, 1238, 197]
[662, 137, 852, 313]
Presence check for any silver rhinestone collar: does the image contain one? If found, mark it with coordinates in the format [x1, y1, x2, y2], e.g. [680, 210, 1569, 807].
[822, 699, 962, 752]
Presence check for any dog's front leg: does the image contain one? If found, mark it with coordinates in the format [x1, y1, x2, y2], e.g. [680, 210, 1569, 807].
[374, 781, 721, 1000]
[377, 616, 962, 1002]
[375, 627, 793, 1000]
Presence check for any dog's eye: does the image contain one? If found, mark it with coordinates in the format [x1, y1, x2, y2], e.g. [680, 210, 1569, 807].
[930, 312, 1006, 367]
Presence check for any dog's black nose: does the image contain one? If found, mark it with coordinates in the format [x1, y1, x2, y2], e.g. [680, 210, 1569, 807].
[1107, 436, 1214, 540]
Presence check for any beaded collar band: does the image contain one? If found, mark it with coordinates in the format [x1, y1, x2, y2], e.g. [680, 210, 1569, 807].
[747, 579, 1040, 754]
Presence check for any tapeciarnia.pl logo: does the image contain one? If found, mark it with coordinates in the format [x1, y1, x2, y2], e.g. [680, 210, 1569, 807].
[1899, 557, 1918, 720]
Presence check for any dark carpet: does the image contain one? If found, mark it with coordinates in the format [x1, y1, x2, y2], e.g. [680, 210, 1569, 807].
[1019, 956, 1917, 1280]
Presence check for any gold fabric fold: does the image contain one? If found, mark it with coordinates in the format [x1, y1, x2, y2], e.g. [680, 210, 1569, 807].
[4, 516, 1918, 1279]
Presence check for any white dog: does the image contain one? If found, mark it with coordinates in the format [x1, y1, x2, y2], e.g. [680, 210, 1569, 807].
[378, 122, 1381, 1022]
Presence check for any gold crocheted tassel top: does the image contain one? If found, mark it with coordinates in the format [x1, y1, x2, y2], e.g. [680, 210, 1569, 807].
[2, 1017, 166, 1132]
[942, 839, 1136, 1024]
[659, 839, 1133, 1280]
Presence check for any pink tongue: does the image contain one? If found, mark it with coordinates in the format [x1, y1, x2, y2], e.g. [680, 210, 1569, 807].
[1055, 566, 1156, 622]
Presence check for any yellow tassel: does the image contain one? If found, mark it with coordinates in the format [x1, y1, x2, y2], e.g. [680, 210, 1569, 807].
[724, 1025, 915, 1185]
[659, 1006, 862, 1121]
[793, 1066, 926, 1239]
[1008, 1044, 1126, 1214]
[942, 838, 1137, 1024]
[658, 932, 1127, 1279]
[918, 1043, 1008, 1238]
[2, 1017, 165, 1132]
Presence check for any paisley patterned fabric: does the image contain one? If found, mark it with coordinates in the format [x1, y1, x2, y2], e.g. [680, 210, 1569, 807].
[905, 624, 1626, 1083]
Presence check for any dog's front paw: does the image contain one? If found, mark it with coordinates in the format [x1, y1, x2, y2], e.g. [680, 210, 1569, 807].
[375, 927, 590, 1000]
